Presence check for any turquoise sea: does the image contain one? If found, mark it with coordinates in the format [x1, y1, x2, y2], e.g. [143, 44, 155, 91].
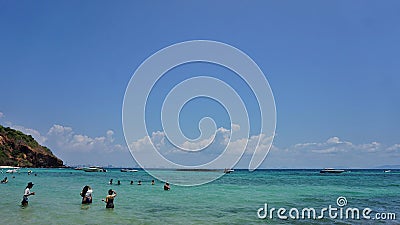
[0, 168, 399, 224]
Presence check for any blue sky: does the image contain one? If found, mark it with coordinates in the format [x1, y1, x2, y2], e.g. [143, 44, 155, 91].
[1, 1, 399, 168]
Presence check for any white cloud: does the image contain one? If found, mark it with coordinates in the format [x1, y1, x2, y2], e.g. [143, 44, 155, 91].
[46, 124, 124, 153]
[294, 142, 318, 148]
[231, 123, 240, 132]
[48, 124, 73, 134]
[179, 127, 231, 151]
[387, 144, 400, 152]
[0, 112, 4, 118]
[263, 137, 400, 169]
[311, 147, 345, 154]
[293, 137, 353, 154]
[128, 126, 275, 168]
[47, 124, 73, 146]
[181, 137, 214, 150]
[4, 120, 400, 169]
[359, 142, 381, 152]
[106, 130, 114, 142]
[130, 135, 151, 152]
[327, 136, 340, 144]
[45, 125, 131, 166]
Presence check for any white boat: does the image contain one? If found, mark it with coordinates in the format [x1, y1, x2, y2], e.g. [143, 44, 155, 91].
[83, 166, 106, 172]
[120, 169, 138, 172]
[6, 169, 18, 173]
[384, 170, 391, 173]
[0, 166, 20, 169]
[320, 168, 345, 174]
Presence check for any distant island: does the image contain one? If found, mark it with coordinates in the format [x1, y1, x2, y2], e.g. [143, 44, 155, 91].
[375, 165, 400, 169]
[0, 125, 63, 167]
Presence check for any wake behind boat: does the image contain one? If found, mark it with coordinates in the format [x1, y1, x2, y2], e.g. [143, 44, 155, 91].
[320, 168, 345, 174]
[120, 169, 138, 172]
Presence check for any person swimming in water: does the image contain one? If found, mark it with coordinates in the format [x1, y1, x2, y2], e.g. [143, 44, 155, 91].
[164, 182, 170, 190]
[109, 179, 113, 185]
[80, 185, 93, 204]
[102, 189, 117, 209]
[1, 177, 8, 184]
[21, 182, 35, 206]
[137, 180, 142, 185]
[151, 180, 155, 185]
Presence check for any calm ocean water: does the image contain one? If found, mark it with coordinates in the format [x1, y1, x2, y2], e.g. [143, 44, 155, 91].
[0, 168, 398, 224]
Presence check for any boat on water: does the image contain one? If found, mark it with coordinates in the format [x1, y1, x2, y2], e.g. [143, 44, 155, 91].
[6, 169, 19, 173]
[0, 166, 20, 169]
[224, 168, 234, 174]
[384, 170, 391, 173]
[120, 169, 138, 172]
[320, 168, 345, 174]
[83, 166, 106, 172]
[0, 166, 20, 173]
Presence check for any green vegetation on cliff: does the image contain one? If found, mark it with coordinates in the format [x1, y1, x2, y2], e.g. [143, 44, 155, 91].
[0, 125, 63, 167]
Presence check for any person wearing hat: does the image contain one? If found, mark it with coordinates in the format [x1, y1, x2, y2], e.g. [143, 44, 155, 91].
[21, 182, 35, 206]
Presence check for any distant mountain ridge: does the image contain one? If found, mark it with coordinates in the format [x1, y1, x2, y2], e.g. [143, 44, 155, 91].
[0, 125, 63, 167]
[375, 165, 400, 169]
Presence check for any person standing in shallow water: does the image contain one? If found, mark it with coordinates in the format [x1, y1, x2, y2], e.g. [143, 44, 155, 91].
[80, 185, 93, 204]
[103, 189, 117, 208]
[21, 182, 35, 206]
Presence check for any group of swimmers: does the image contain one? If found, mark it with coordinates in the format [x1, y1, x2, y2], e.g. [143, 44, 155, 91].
[109, 179, 159, 186]
[20, 180, 171, 208]
[108, 179, 170, 190]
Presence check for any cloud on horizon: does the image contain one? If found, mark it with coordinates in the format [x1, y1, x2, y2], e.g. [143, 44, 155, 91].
[129, 130, 400, 169]
[1, 118, 399, 169]
[263, 137, 400, 169]
[129, 127, 275, 168]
